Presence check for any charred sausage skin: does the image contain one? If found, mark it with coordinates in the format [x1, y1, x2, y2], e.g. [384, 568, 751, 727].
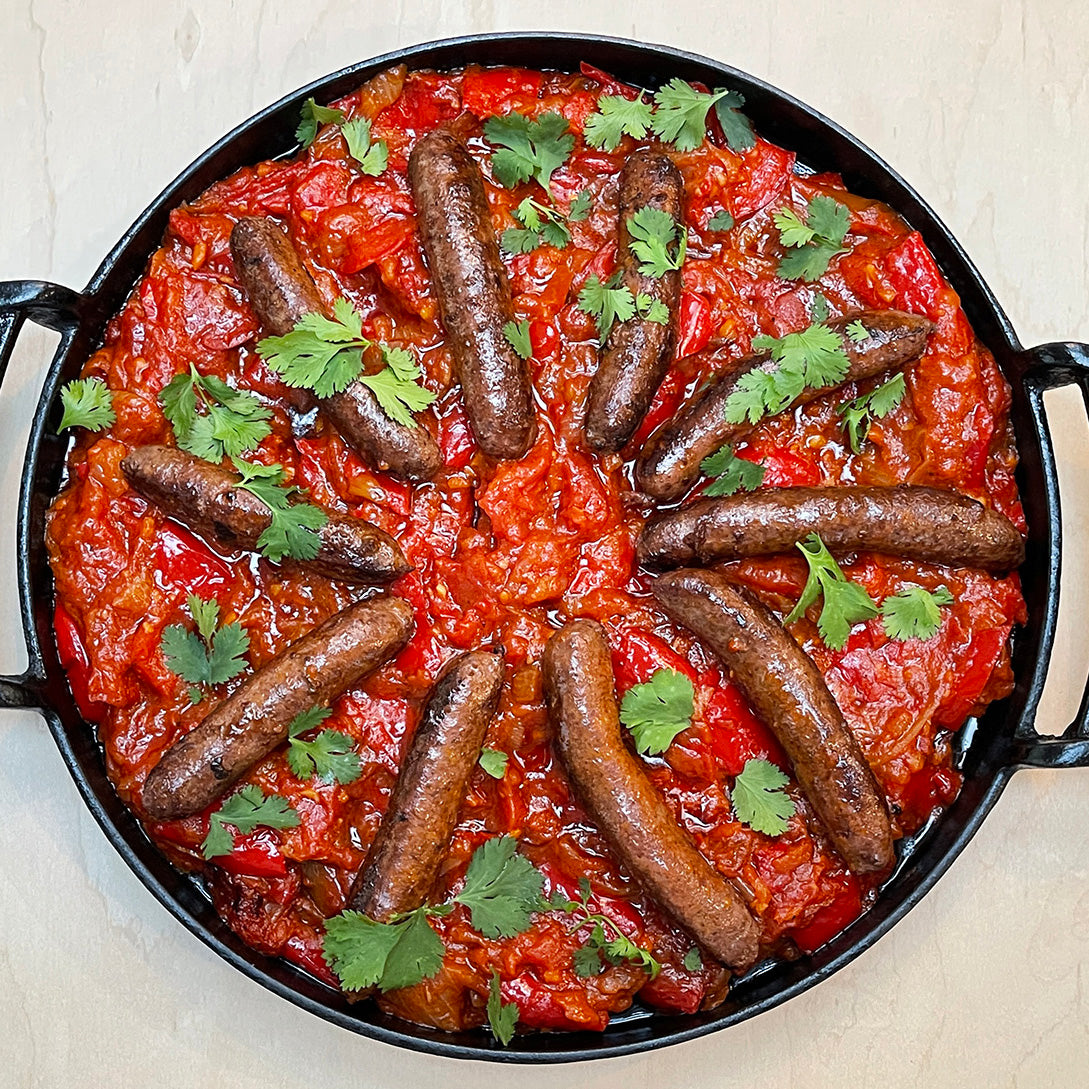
[583, 151, 684, 452]
[653, 570, 895, 875]
[637, 485, 1025, 572]
[349, 651, 504, 919]
[122, 444, 410, 584]
[230, 216, 442, 482]
[408, 128, 537, 460]
[542, 619, 760, 970]
[142, 594, 414, 820]
[635, 310, 934, 502]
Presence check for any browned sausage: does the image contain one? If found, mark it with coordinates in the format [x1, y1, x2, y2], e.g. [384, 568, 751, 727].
[653, 570, 895, 875]
[584, 151, 684, 452]
[638, 485, 1025, 572]
[635, 310, 933, 502]
[142, 594, 414, 819]
[230, 216, 442, 482]
[408, 129, 536, 460]
[349, 651, 504, 919]
[542, 619, 760, 970]
[122, 444, 410, 584]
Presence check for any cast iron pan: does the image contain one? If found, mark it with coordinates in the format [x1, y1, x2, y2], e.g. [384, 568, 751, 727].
[1, 33, 1088, 1063]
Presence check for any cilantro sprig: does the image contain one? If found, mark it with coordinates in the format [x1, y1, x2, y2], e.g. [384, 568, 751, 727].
[160, 365, 272, 463]
[627, 207, 687, 278]
[724, 322, 851, 427]
[503, 320, 533, 360]
[577, 274, 669, 341]
[479, 748, 509, 779]
[731, 758, 796, 836]
[700, 444, 765, 497]
[202, 784, 300, 859]
[484, 111, 574, 190]
[341, 117, 389, 176]
[161, 594, 249, 702]
[359, 345, 438, 427]
[774, 196, 851, 282]
[286, 706, 361, 785]
[880, 585, 954, 642]
[488, 971, 519, 1045]
[618, 668, 695, 755]
[297, 98, 345, 148]
[840, 373, 906, 453]
[233, 460, 328, 563]
[652, 79, 755, 153]
[784, 533, 879, 650]
[584, 93, 655, 151]
[501, 196, 571, 254]
[57, 377, 116, 434]
[708, 209, 735, 232]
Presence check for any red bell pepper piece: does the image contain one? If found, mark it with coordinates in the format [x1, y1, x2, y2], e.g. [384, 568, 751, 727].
[611, 626, 698, 691]
[282, 933, 340, 987]
[675, 292, 713, 359]
[153, 520, 233, 597]
[211, 826, 289, 879]
[789, 874, 862, 954]
[437, 400, 477, 471]
[883, 231, 948, 321]
[53, 602, 108, 723]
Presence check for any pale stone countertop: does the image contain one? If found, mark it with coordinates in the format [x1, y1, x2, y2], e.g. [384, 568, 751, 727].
[1, 3, 1087, 1086]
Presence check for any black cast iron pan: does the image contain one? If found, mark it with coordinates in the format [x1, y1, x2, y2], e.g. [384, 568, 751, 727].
[1, 32, 1088, 1063]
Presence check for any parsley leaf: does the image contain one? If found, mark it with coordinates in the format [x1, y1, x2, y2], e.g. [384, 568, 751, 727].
[297, 98, 345, 148]
[784, 533, 879, 650]
[453, 834, 545, 938]
[161, 593, 249, 693]
[479, 748, 509, 779]
[652, 79, 752, 152]
[286, 707, 361, 785]
[618, 669, 695, 755]
[627, 207, 687, 278]
[558, 879, 661, 979]
[708, 209, 734, 232]
[700, 444, 766, 497]
[578, 274, 637, 340]
[840, 373, 906, 453]
[584, 93, 655, 151]
[487, 971, 519, 1046]
[341, 117, 389, 176]
[881, 585, 954, 642]
[725, 322, 851, 426]
[160, 365, 272, 462]
[57, 377, 115, 433]
[682, 947, 703, 972]
[502, 320, 533, 361]
[774, 195, 851, 282]
[568, 188, 592, 221]
[233, 460, 327, 563]
[201, 784, 300, 859]
[358, 345, 437, 427]
[731, 758, 795, 836]
[484, 111, 574, 190]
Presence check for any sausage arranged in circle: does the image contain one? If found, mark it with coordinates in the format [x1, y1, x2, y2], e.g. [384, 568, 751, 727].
[653, 570, 895, 875]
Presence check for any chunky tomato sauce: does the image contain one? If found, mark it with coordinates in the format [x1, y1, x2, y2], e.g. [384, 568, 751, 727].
[46, 63, 1025, 1033]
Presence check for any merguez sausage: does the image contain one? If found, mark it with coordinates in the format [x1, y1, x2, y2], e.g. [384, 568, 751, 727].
[652, 570, 895, 875]
[122, 445, 411, 584]
[542, 619, 760, 970]
[584, 151, 684, 452]
[635, 310, 934, 502]
[142, 594, 414, 820]
[349, 651, 504, 919]
[230, 216, 442, 482]
[408, 129, 536, 460]
[638, 485, 1025, 572]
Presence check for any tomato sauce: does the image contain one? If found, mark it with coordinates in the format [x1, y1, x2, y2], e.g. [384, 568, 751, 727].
[45, 64, 1025, 1034]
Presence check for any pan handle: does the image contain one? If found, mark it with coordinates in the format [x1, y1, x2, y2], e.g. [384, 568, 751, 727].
[0, 280, 88, 713]
[1009, 341, 1089, 768]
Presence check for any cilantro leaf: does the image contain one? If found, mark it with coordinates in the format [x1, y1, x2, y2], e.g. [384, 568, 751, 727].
[201, 784, 300, 859]
[187, 593, 220, 643]
[713, 90, 757, 152]
[500, 227, 539, 254]
[840, 372, 906, 453]
[784, 533, 879, 650]
[502, 320, 533, 361]
[845, 318, 870, 343]
[652, 79, 746, 152]
[881, 584, 954, 642]
[233, 459, 327, 563]
[627, 206, 686, 278]
[578, 274, 637, 340]
[484, 111, 574, 190]
[453, 834, 544, 938]
[810, 293, 830, 323]
[287, 728, 361, 785]
[708, 209, 734, 232]
[57, 377, 115, 433]
[297, 97, 345, 148]
[682, 947, 703, 972]
[635, 294, 669, 324]
[568, 188, 592, 221]
[584, 93, 655, 151]
[501, 197, 572, 255]
[487, 971, 519, 1046]
[358, 346, 437, 427]
[288, 706, 334, 736]
[340, 117, 388, 176]
[322, 911, 405, 991]
[479, 748, 509, 779]
[160, 365, 272, 462]
[380, 908, 446, 992]
[731, 758, 795, 835]
[772, 207, 816, 248]
[618, 668, 695, 755]
[700, 444, 766, 497]
[555, 880, 660, 979]
[161, 594, 249, 690]
[775, 195, 851, 282]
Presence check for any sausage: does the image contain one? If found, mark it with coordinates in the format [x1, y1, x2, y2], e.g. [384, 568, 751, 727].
[542, 619, 760, 970]
[142, 594, 414, 819]
[638, 485, 1025, 572]
[583, 151, 684, 452]
[635, 310, 934, 502]
[229, 217, 442, 482]
[652, 570, 895, 875]
[349, 651, 504, 919]
[408, 129, 536, 460]
[121, 444, 411, 584]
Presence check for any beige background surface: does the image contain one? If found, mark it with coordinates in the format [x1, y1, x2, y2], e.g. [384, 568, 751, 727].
[2, 2, 1087, 1086]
